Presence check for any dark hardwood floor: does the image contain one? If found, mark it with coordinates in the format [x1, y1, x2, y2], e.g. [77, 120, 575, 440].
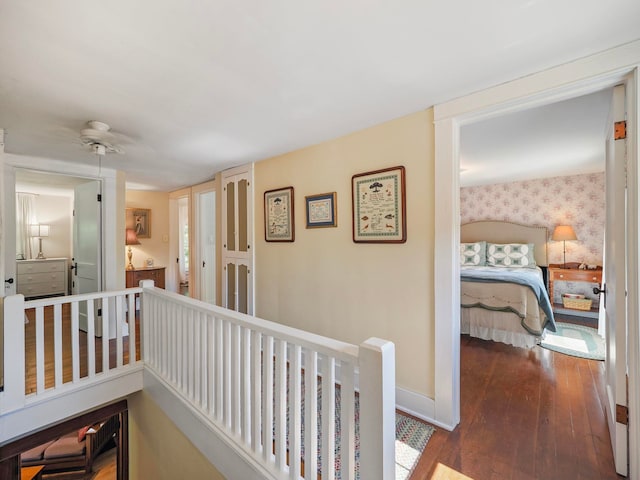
[411, 334, 622, 480]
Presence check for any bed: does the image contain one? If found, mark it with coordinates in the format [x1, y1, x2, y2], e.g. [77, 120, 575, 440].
[460, 221, 556, 348]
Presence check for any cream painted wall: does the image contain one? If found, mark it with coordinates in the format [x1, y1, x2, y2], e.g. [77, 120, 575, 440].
[125, 191, 171, 271]
[128, 391, 225, 480]
[254, 110, 435, 398]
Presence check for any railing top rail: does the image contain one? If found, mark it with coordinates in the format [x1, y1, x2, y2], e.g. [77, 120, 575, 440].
[24, 288, 143, 309]
[144, 287, 360, 361]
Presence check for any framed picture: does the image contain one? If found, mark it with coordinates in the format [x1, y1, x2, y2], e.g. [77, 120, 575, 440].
[305, 192, 337, 228]
[264, 186, 295, 242]
[352, 166, 406, 243]
[126, 208, 151, 239]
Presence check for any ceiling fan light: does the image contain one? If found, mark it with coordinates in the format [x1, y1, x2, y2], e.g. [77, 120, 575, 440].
[93, 143, 106, 155]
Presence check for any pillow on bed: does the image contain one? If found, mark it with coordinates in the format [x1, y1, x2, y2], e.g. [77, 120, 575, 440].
[460, 241, 486, 266]
[486, 243, 536, 268]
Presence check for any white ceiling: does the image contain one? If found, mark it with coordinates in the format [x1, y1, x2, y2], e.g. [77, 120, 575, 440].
[460, 88, 613, 187]
[1, 1, 639, 191]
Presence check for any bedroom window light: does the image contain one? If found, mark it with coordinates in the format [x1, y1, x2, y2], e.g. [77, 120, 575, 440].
[552, 225, 578, 267]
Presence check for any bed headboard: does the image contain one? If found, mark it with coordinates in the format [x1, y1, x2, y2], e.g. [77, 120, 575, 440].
[460, 221, 548, 267]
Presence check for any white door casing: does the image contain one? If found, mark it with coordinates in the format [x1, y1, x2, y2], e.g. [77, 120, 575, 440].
[604, 83, 629, 475]
[192, 183, 216, 304]
[2, 164, 16, 297]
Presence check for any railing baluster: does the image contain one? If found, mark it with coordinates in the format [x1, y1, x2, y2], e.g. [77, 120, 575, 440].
[208, 313, 215, 416]
[242, 326, 252, 444]
[340, 361, 356, 480]
[215, 316, 224, 421]
[321, 356, 336, 480]
[274, 338, 287, 471]
[194, 312, 207, 409]
[188, 308, 195, 400]
[35, 307, 45, 394]
[289, 344, 302, 479]
[116, 296, 124, 368]
[101, 298, 109, 373]
[304, 349, 318, 480]
[223, 320, 232, 428]
[53, 304, 63, 388]
[71, 301, 80, 382]
[262, 335, 274, 465]
[87, 299, 96, 377]
[232, 323, 242, 436]
[251, 330, 262, 454]
[128, 293, 136, 365]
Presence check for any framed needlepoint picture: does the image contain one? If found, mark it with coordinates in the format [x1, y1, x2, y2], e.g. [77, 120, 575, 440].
[305, 192, 337, 228]
[352, 166, 406, 243]
[264, 186, 295, 242]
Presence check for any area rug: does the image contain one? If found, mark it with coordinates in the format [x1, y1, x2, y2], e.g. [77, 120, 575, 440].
[541, 322, 605, 360]
[295, 377, 434, 479]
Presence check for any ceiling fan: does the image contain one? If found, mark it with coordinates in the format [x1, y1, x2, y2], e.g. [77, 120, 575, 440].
[79, 120, 124, 155]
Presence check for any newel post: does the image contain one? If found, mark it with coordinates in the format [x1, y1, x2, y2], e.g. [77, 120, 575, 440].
[139, 279, 155, 363]
[358, 337, 396, 480]
[0, 294, 26, 413]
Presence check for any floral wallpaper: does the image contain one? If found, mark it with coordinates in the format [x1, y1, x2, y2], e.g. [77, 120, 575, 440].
[460, 172, 605, 267]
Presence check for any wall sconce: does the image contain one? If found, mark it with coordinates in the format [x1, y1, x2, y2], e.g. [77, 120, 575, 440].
[126, 228, 141, 270]
[30, 224, 50, 259]
[552, 225, 578, 267]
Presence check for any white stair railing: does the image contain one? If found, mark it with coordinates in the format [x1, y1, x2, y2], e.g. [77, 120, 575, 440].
[1, 283, 396, 479]
[140, 280, 396, 480]
[0, 289, 142, 414]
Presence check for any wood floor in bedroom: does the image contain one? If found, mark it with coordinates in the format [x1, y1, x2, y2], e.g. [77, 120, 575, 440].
[410, 334, 623, 480]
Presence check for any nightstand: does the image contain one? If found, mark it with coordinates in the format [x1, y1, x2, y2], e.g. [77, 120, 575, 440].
[125, 266, 165, 289]
[548, 264, 602, 313]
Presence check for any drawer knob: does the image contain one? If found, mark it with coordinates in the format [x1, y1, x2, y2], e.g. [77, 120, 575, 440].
[559, 274, 564, 278]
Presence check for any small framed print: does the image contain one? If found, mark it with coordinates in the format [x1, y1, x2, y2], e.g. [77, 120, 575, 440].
[264, 186, 295, 242]
[352, 166, 406, 243]
[305, 192, 337, 228]
[126, 208, 151, 239]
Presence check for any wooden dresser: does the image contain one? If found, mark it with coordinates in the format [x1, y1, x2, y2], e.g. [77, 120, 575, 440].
[126, 266, 165, 289]
[16, 258, 68, 299]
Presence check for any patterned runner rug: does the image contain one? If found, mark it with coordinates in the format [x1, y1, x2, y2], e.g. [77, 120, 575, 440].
[296, 379, 435, 479]
[541, 322, 605, 360]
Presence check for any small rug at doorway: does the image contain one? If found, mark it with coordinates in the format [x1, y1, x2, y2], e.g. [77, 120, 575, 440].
[541, 322, 605, 360]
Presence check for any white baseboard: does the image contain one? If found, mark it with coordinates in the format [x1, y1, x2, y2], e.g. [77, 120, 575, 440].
[395, 387, 456, 431]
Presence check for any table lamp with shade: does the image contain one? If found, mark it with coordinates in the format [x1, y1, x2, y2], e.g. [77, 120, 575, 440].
[552, 225, 578, 267]
[126, 228, 141, 270]
[30, 224, 50, 259]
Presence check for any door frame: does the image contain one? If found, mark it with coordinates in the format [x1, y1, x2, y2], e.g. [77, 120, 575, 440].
[191, 179, 218, 304]
[168, 187, 191, 294]
[433, 49, 639, 476]
[0, 154, 123, 295]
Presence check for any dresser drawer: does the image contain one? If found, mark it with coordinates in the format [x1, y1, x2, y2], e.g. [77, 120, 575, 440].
[18, 281, 66, 297]
[18, 271, 65, 285]
[552, 269, 601, 283]
[17, 260, 66, 274]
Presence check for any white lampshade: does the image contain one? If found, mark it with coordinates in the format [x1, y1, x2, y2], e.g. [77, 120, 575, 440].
[30, 224, 50, 237]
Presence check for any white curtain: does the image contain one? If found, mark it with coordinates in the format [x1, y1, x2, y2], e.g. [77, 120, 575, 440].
[16, 193, 37, 260]
[178, 198, 189, 284]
